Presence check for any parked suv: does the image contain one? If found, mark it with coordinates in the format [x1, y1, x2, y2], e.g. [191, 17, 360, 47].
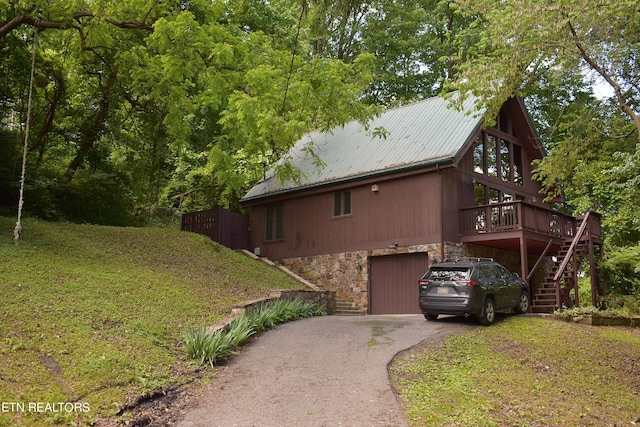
[419, 257, 529, 325]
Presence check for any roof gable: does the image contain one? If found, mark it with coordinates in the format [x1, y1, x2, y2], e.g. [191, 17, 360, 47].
[242, 94, 484, 202]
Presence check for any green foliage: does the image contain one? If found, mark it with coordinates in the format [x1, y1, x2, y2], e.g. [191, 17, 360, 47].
[184, 298, 325, 366]
[0, 216, 305, 426]
[597, 294, 640, 318]
[601, 244, 640, 297]
[183, 326, 238, 367]
[391, 317, 640, 426]
[553, 305, 600, 321]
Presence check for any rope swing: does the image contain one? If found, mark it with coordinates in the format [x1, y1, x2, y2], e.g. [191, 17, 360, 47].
[13, 24, 38, 244]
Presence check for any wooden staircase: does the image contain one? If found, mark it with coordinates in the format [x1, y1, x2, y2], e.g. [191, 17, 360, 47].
[531, 239, 588, 313]
[531, 212, 603, 314]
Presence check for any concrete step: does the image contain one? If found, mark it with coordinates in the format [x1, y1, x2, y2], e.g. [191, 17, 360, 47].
[334, 300, 366, 316]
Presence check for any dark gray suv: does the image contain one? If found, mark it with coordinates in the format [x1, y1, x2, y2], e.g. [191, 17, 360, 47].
[419, 257, 529, 325]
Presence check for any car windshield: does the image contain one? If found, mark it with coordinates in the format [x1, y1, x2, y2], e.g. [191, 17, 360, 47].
[425, 268, 469, 281]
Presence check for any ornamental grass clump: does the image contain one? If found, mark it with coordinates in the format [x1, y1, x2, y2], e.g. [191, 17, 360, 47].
[183, 326, 237, 367]
[184, 298, 325, 366]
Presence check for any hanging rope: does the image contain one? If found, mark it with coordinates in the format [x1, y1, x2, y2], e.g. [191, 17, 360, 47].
[13, 24, 38, 244]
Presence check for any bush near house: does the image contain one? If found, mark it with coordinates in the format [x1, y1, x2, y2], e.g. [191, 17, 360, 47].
[0, 217, 305, 427]
[601, 244, 640, 301]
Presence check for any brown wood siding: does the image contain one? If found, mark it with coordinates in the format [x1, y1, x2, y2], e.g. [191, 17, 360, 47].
[251, 172, 443, 260]
[441, 168, 461, 243]
[369, 253, 428, 314]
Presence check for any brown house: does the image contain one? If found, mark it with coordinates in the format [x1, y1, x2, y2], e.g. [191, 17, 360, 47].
[240, 94, 603, 314]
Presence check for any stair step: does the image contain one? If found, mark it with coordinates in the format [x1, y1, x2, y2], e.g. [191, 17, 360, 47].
[334, 300, 366, 316]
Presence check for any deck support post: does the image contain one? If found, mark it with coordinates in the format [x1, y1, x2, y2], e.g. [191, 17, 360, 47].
[519, 235, 528, 286]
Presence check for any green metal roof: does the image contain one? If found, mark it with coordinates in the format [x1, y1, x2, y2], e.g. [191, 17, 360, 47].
[241, 94, 484, 203]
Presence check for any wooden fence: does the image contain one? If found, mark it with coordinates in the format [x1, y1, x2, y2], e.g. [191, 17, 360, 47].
[181, 207, 250, 250]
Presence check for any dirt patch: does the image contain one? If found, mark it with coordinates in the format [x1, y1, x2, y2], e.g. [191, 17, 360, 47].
[93, 367, 223, 427]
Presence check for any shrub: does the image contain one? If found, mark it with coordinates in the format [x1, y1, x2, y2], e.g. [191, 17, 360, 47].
[597, 294, 640, 317]
[601, 244, 640, 297]
[554, 306, 600, 321]
[184, 298, 325, 366]
[183, 326, 236, 367]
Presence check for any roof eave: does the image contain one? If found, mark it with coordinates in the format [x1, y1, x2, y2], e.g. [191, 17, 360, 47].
[239, 156, 456, 206]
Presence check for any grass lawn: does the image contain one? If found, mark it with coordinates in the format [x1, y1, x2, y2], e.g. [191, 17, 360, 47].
[0, 217, 304, 426]
[390, 316, 640, 427]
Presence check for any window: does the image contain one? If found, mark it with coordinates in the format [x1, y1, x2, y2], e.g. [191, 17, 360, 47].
[486, 134, 498, 178]
[265, 204, 283, 241]
[472, 130, 524, 187]
[489, 187, 501, 204]
[475, 184, 514, 206]
[500, 139, 511, 182]
[474, 182, 486, 206]
[473, 136, 484, 174]
[333, 191, 352, 217]
[513, 145, 523, 185]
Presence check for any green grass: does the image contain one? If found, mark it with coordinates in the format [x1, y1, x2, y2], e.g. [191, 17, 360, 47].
[390, 316, 640, 427]
[0, 217, 304, 426]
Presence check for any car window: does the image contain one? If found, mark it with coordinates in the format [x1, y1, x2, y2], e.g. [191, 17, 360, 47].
[475, 265, 490, 280]
[425, 268, 469, 281]
[493, 264, 511, 279]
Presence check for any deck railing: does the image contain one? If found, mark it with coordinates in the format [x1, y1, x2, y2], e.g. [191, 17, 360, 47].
[181, 207, 250, 250]
[459, 201, 579, 239]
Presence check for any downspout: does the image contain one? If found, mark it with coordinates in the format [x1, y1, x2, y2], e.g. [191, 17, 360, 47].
[437, 164, 445, 261]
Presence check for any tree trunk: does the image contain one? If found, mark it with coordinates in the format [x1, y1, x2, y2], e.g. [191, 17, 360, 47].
[63, 69, 117, 182]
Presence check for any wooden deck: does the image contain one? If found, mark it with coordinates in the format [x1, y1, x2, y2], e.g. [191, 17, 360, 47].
[460, 201, 585, 240]
[459, 202, 604, 311]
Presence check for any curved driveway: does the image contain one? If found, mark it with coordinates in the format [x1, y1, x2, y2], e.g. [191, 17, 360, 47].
[175, 314, 469, 427]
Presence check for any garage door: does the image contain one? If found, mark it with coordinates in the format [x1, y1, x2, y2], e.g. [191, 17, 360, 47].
[369, 253, 429, 314]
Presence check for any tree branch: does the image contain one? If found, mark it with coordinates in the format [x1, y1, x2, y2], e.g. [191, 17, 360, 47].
[0, 11, 153, 39]
[566, 19, 640, 141]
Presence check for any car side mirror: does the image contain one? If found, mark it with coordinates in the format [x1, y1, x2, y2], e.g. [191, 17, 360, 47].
[512, 272, 520, 278]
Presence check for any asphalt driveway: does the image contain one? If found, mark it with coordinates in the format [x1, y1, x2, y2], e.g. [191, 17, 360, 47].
[174, 314, 470, 427]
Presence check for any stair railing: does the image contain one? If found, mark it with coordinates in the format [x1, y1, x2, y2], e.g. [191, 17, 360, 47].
[553, 211, 593, 308]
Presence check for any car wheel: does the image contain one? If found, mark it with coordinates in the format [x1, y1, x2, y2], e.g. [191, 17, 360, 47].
[515, 291, 529, 314]
[424, 313, 438, 321]
[479, 298, 495, 325]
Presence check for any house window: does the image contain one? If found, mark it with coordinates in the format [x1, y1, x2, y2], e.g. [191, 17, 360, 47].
[500, 139, 511, 182]
[265, 204, 283, 241]
[486, 134, 498, 178]
[473, 137, 484, 174]
[513, 144, 523, 185]
[472, 130, 523, 187]
[474, 184, 515, 206]
[333, 191, 352, 217]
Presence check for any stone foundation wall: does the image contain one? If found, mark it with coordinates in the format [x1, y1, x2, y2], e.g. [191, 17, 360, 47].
[280, 243, 447, 311]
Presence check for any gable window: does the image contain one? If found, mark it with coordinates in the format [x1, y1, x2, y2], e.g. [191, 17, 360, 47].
[500, 139, 511, 182]
[472, 130, 523, 187]
[513, 144, 523, 185]
[265, 204, 283, 241]
[473, 137, 484, 174]
[333, 191, 352, 217]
